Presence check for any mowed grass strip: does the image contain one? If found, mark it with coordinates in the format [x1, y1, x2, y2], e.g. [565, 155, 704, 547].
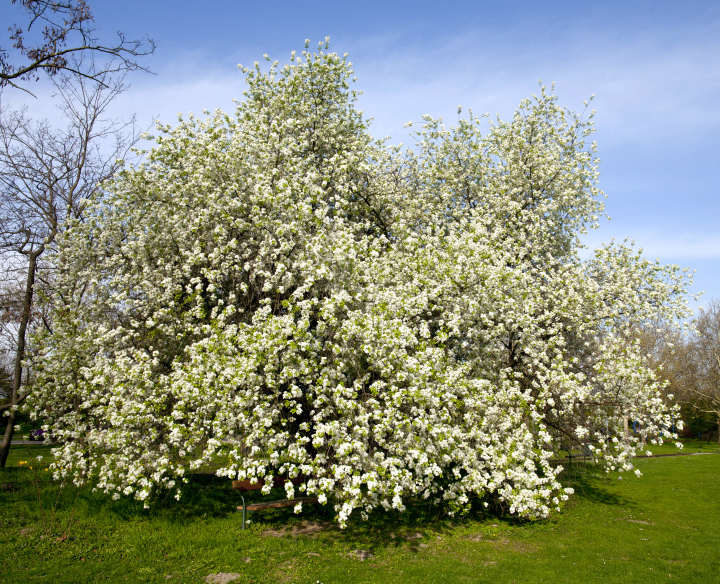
[0, 441, 718, 584]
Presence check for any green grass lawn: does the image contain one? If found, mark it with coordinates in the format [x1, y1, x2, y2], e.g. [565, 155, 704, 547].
[553, 436, 720, 460]
[643, 436, 720, 455]
[1, 441, 718, 584]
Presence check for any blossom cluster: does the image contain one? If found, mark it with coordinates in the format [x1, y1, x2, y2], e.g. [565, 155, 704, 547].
[28, 40, 691, 525]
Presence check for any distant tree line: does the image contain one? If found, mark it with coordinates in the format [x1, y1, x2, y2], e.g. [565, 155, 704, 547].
[636, 299, 720, 443]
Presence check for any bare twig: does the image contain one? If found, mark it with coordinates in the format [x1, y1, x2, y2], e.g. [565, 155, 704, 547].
[1, 0, 156, 94]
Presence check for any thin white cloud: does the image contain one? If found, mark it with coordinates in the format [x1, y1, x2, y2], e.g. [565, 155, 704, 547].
[582, 230, 720, 260]
[7, 20, 718, 149]
[348, 24, 720, 145]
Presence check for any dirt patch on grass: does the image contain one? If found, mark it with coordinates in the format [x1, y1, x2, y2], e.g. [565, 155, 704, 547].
[348, 549, 374, 561]
[464, 534, 485, 542]
[204, 573, 240, 584]
[263, 520, 335, 538]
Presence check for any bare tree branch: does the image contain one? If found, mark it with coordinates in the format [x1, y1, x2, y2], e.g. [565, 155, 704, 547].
[0, 66, 143, 465]
[1, 0, 155, 94]
[691, 300, 720, 425]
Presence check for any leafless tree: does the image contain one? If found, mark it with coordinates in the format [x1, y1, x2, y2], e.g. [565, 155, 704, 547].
[1, 0, 155, 95]
[1, 275, 26, 401]
[632, 321, 700, 441]
[0, 66, 142, 465]
[636, 322, 699, 401]
[691, 299, 720, 443]
[0, 363, 11, 403]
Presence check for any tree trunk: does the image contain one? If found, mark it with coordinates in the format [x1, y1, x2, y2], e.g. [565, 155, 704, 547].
[0, 248, 41, 467]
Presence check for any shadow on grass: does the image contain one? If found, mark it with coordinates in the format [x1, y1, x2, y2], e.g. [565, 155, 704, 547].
[3, 462, 632, 554]
[560, 463, 634, 509]
[1, 467, 245, 528]
[78, 473, 244, 523]
[245, 492, 510, 554]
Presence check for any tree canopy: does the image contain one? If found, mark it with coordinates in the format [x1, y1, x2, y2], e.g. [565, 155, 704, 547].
[28, 41, 693, 525]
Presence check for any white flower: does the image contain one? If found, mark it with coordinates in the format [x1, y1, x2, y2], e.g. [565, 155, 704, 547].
[27, 42, 692, 528]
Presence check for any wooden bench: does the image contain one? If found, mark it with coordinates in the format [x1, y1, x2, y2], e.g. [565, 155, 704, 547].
[232, 477, 318, 530]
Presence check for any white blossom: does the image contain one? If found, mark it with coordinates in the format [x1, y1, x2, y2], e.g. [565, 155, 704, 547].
[28, 44, 690, 528]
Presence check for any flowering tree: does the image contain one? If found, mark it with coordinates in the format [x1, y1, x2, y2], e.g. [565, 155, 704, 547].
[28, 40, 692, 525]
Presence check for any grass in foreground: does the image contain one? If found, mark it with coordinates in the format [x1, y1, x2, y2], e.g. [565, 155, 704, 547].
[1, 441, 718, 583]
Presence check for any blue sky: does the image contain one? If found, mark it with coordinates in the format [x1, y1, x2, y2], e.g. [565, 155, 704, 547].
[3, 0, 719, 310]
